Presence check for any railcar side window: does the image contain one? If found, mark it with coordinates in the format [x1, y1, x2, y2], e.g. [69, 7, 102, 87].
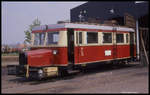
[76, 32, 78, 44]
[134, 33, 136, 44]
[34, 33, 45, 45]
[87, 32, 98, 43]
[79, 32, 82, 44]
[126, 34, 129, 43]
[76, 32, 82, 44]
[46, 32, 59, 45]
[103, 33, 112, 43]
[116, 34, 124, 43]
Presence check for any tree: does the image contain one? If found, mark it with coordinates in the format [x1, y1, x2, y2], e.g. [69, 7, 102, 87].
[24, 18, 41, 44]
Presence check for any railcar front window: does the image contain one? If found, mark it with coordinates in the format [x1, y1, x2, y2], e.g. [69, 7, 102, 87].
[34, 33, 45, 45]
[46, 32, 59, 45]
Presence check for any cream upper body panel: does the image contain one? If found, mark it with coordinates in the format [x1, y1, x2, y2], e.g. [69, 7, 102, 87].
[31, 23, 135, 47]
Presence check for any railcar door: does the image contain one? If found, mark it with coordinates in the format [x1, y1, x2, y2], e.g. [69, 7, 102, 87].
[76, 32, 83, 63]
[67, 28, 75, 65]
[130, 32, 134, 58]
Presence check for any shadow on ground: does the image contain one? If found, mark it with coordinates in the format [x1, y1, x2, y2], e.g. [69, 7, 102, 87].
[6, 62, 145, 85]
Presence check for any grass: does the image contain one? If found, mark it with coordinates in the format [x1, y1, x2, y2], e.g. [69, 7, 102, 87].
[2, 53, 19, 56]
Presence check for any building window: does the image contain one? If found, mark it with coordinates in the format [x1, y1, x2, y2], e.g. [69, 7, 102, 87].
[87, 32, 98, 43]
[126, 34, 129, 43]
[116, 33, 124, 43]
[103, 33, 112, 43]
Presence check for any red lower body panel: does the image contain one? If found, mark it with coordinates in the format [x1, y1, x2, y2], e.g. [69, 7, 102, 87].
[74, 45, 135, 64]
[31, 47, 68, 66]
[30, 44, 136, 66]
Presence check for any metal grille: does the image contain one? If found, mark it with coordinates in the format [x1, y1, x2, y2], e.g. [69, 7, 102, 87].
[19, 52, 27, 65]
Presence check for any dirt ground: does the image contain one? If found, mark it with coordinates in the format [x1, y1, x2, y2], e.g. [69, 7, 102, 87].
[1, 62, 149, 94]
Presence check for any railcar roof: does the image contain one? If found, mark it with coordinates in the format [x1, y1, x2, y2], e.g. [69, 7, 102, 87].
[32, 23, 135, 32]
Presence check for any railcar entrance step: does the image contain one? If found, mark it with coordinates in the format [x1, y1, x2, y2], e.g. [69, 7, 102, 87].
[67, 69, 80, 74]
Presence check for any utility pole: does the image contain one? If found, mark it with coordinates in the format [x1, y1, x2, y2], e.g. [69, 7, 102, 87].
[136, 20, 140, 60]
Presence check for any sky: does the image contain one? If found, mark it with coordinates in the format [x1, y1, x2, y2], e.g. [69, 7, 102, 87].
[2, 1, 86, 45]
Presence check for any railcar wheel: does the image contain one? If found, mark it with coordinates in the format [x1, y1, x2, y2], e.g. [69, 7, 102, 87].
[80, 66, 87, 73]
[58, 67, 69, 77]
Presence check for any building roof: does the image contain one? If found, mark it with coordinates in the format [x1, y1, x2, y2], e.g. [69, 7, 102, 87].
[70, 1, 148, 22]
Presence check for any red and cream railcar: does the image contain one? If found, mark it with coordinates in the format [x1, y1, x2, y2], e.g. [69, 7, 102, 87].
[17, 23, 136, 79]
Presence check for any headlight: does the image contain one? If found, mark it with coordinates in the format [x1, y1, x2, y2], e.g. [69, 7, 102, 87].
[38, 69, 43, 79]
[38, 69, 43, 74]
[53, 50, 58, 55]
